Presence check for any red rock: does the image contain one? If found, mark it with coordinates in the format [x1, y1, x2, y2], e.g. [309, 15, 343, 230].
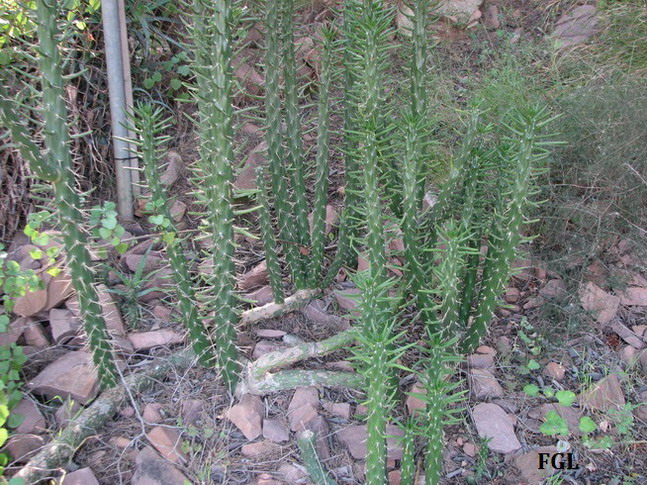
[467, 353, 494, 369]
[45, 272, 75, 310]
[169, 200, 187, 222]
[277, 463, 308, 482]
[335, 424, 403, 460]
[308, 205, 338, 235]
[13, 282, 48, 317]
[618, 287, 647, 306]
[234, 61, 264, 96]
[289, 387, 319, 411]
[263, 419, 290, 443]
[241, 441, 279, 457]
[152, 304, 173, 323]
[580, 282, 619, 324]
[388, 470, 401, 485]
[234, 142, 267, 191]
[288, 403, 318, 432]
[181, 399, 204, 426]
[4, 434, 47, 463]
[325, 360, 355, 372]
[322, 402, 351, 420]
[472, 403, 521, 454]
[544, 362, 567, 381]
[143, 403, 164, 423]
[537, 403, 583, 437]
[469, 368, 504, 399]
[124, 253, 164, 273]
[120, 406, 135, 418]
[256, 472, 284, 485]
[610, 321, 644, 349]
[579, 374, 626, 411]
[463, 442, 477, 457]
[540, 279, 567, 299]
[0, 317, 30, 346]
[619, 345, 638, 365]
[226, 394, 264, 440]
[523, 297, 544, 310]
[132, 446, 190, 485]
[504, 287, 520, 304]
[49, 308, 81, 343]
[239, 261, 268, 290]
[55, 399, 81, 428]
[495, 336, 512, 355]
[128, 330, 184, 351]
[553, 5, 598, 48]
[96, 285, 126, 336]
[513, 446, 559, 483]
[110, 436, 133, 449]
[248, 286, 275, 306]
[252, 340, 287, 359]
[146, 427, 187, 464]
[303, 415, 331, 460]
[334, 288, 361, 312]
[22, 321, 50, 347]
[406, 381, 426, 416]
[12, 399, 46, 434]
[59, 467, 100, 485]
[302, 299, 348, 328]
[160, 151, 181, 187]
[28, 351, 100, 405]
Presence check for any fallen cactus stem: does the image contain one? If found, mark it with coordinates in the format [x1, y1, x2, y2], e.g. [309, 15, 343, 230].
[238, 288, 321, 327]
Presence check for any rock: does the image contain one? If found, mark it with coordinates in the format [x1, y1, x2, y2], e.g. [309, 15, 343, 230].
[13, 281, 48, 317]
[308, 205, 338, 236]
[304, 415, 332, 460]
[553, 5, 598, 48]
[128, 330, 184, 351]
[513, 446, 559, 483]
[234, 142, 268, 191]
[302, 299, 349, 328]
[277, 463, 308, 483]
[618, 287, 647, 306]
[619, 345, 638, 365]
[636, 391, 647, 423]
[435, 0, 484, 24]
[124, 253, 164, 273]
[472, 403, 521, 454]
[28, 351, 100, 405]
[146, 427, 187, 464]
[537, 403, 583, 437]
[12, 399, 46, 434]
[120, 406, 135, 418]
[610, 321, 644, 349]
[334, 288, 361, 312]
[288, 403, 318, 432]
[263, 419, 290, 443]
[325, 360, 354, 373]
[544, 362, 567, 382]
[335, 424, 403, 460]
[579, 282, 619, 324]
[256, 472, 284, 485]
[169, 200, 187, 222]
[322, 402, 351, 420]
[406, 381, 426, 416]
[110, 436, 133, 449]
[248, 286, 274, 306]
[239, 261, 268, 290]
[463, 442, 477, 457]
[181, 399, 204, 426]
[22, 321, 50, 347]
[97, 285, 126, 336]
[49, 308, 81, 343]
[467, 353, 494, 369]
[132, 446, 191, 485]
[143, 403, 165, 423]
[161, 151, 181, 187]
[252, 340, 288, 359]
[469, 368, 504, 399]
[388, 470, 401, 485]
[45, 272, 75, 310]
[504, 287, 520, 304]
[0, 317, 31, 346]
[495, 336, 512, 356]
[289, 387, 320, 411]
[523, 297, 544, 310]
[226, 394, 264, 440]
[484, 4, 500, 29]
[55, 399, 81, 428]
[4, 434, 47, 463]
[241, 441, 279, 457]
[540, 279, 567, 299]
[59, 467, 100, 485]
[579, 374, 626, 411]
[152, 304, 173, 323]
[234, 61, 264, 96]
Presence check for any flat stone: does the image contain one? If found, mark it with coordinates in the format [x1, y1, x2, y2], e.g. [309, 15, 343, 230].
[335, 424, 403, 460]
[495, 336, 512, 356]
[334, 288, 361, 312]
[263, 419, 289, 443]
[303, 415, 331, 460]
[288, 403, 318, 432]
[472, 403, 521, 454]
[553, 5, 598, 48]
[0, 317, 31, 346]
[540, 279, 567, 299]
[307, 205, 338, 235]
[435, 0, 483, 23]
[182, 399, 204, 426]
[252, 339, 287, 359]
[152, 304, 173, 323]
[619, 345, 638, 365]
[22, 321, 50, 347]
[49, 308, 82, 343]
[234, 142, 267, 191]
[610, 321, 644, 349]
[4, 434, 47, 463]
[234, 61, 264, 96]
[302, 299, 349, 328]
[469, 368, 504, 399]
[504, 287, 520, 304]
[579, 374, 626, 411]
[322, 402, 351, 420]
[160, 151, 181, 187]
[55, 399, 81, 428]
[59, 467, 100, 485]
[45, 272, 75, 310]
[239, 261, 268, 290]
[146, 427, 187, 464]
[406, 381, 426, 416]
[96, 285, 126, 336]
[277, 463, 308, 483]
[289, 387, 319, 411]
[28, 351, 100, 405]
[13, 282, 48, 317]
[124, 253, 164, 273]
[544, 362, 567, 381]
[248, 286, 274, 306]
[226, 394, 264, 440]
[169, 200, 187, 222]
[537, 403, 583, 436]
[132, 446, 191, 485]
[12, 398, 46, 434]
[143, 403, 165, 423]
[241, 441, 279, 457]
[513, 446, 559, 483]
[580, 282, 619, 324]
[128, 329, 184, 351]
[467, 353, 494, 369]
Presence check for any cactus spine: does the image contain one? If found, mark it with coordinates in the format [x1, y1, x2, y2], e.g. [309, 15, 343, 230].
[0, 0, 119, 388]
[188, 0, 240, 391]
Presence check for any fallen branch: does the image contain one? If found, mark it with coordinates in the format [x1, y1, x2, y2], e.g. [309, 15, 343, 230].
[238, 288, 321, 326]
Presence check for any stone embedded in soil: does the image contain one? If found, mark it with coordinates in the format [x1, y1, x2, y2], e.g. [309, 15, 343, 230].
[325, 360, 355, 373]
[472, 403, 521, 454]
[248, 286, 274, 306]
[132, 446, 191, 485]
[405, 381, 426, 416]
[467, 353, 494, 369]
[277, 463, 308, 483]
[181, 399, 204, 426]
[537, 403, 583, 437]
[49, 308, 82, 343]
[55, 399, 81, 428]
[152, 304, 173, 323]
[28, 351, 100, 405]
[13, 283, 48, 317]
[322, 402, 351, 420]
[110, 436, 133, 449]
[143, 403, 165, 423]
[435, 0, 483, 23]
[22, 321, 50, 347]
[579, 282, 619, 324]
[302, 415, 331, 460]
[226, 394, 264, 441]
[234, 61, 265, 97]
[579, 373, 626, 412]
[553, 5, 598, 48]
[241, 441, 280, 457]
[45, 272, 75, 310]
[619, 345, 639, 365]
[513, 446, 559, 483]
[263, 419, 290, 443]
[495, 336, 512, 355]
[334, 288, 361, 312]
[288, 403, 319, 432]
[544, 362, 567, 381]
[0, 317, 31, 346]
[239, 261, 269, 290]
[59, 467, 100, 485]
[523, 297, 544, 310]
[124, 253, 164, 273]
[302, 299, 349, 328]
[96, 285, 126, 336]
[469, 368, 504, 400]
[289, 387, 319, 411]
[169, 200, 187, 222]
[161, 151, 181, 187]
[252, 339, 288, 359]
[504, 287, 520, 304]
[636, 391, 647, 423]
[335, 424, 404, 460]
[255, 329, 286, 339]
[234, 142, 268, 191]
[610, 321, 644, 350]
[463, 442, 477, 457]
[540, 278, 567, 299]
[3, 434, 47, 463]
[256, 472, 284, 485]
[128, 329, 184, 351]
[146, 426, 187, 464]
[12, 398, 46, 435]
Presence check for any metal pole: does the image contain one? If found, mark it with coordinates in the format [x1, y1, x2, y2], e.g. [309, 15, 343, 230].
[101, 0, 133, 218]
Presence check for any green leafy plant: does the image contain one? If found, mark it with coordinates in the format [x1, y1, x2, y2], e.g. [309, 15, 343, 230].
[88, 201, 129, 255]
[540, 410, 569, 437]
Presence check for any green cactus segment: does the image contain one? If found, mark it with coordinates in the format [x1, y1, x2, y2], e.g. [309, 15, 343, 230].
[188, 0, 241, 390]
[263, 0, 306, 288]
[131, 104, 215, 365]
[309, 29, 334, 288]
[460, 106, 557, 353]
[256, 168, 285, 304]
[280, 0, 311, 282]
[398, 417, 418, 485]
[297, 430, 340, 485]
[0, 0, 121, 388]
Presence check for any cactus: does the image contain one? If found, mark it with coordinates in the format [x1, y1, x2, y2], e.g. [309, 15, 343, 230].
[129, 103, 216, 365]
[187, 0, 241, 391]
[0, 0, 119, 388]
